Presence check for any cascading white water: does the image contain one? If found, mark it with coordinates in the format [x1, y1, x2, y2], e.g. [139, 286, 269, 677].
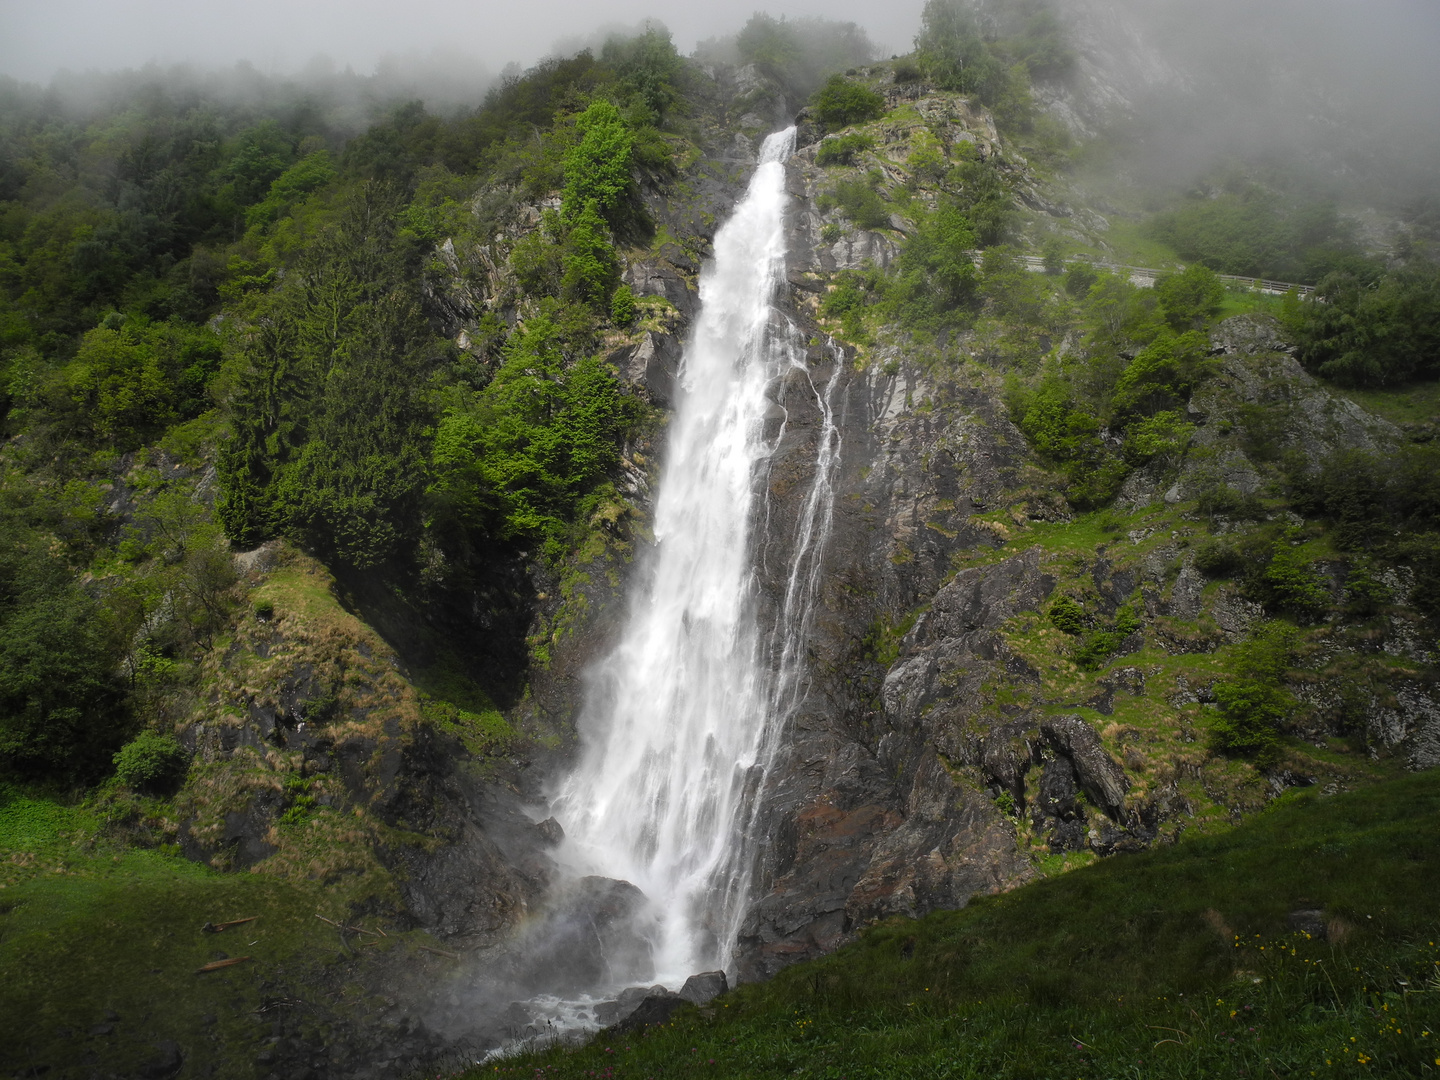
[549, 126, 841, 985]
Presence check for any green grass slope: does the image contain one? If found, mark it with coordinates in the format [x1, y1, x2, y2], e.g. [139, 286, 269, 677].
[0, 788, 456, 1078]
[484, 771, 1440, 1079]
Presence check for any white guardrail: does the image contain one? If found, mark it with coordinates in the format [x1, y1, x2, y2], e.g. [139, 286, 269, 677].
[1004, 254, 1316, 297]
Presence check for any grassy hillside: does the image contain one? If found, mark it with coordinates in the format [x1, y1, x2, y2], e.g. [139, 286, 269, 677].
[482, 771, 1440, 1078]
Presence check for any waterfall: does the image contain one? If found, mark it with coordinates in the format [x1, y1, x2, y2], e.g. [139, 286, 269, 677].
[549, 126, 841, 985]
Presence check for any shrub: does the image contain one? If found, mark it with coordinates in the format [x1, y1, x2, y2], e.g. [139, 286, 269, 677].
[1049, 596, 1086, 635]
[1248, 538, 1331, 622]
[819, 177, 891, 231]
[821, 266, 885, 341]
[820, 222, 843, 244]
[610, 284, 637, 326]
[1011, 381, 1128, 509]
[1065, 264, 1098, 298]
[253, 599, 275, 620]
[892, 59, 923, 84]
[816, 133, 875, 167]
[1073, 602, 1143, 671]
[892, 203, 978, 320]
[1210, 680, 1288, 766]
[810, 75, 885, 132]
[1195, 482, 1265, 522]
[1110, 331, 1213, 421]
[511, 218, 564, 297]
[1208, 622, 1298, 767]
[0, 585, 129, 783]
[112, 731, 189, 793]
[427, 310, 636, 556]
[905, 130, 947, 186]
[1194, 539, 1244, 578]
[1343, 560, 1391, 616]
[1121, 411, 1194, 466]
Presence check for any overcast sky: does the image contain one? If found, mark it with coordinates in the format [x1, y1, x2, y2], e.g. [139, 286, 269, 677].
[0, 0, 921, 84]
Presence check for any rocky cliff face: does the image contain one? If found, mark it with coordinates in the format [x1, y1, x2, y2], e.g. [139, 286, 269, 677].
[532, 84, 1440, 983]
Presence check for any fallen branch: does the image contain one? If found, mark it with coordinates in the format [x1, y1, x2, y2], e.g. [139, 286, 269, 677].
[345, 925, 381, 937]
[202, 916, 259, 933]
[315, 914, 341, 927]
[416, 945, 459, 960]
[197, 956, 251, 973]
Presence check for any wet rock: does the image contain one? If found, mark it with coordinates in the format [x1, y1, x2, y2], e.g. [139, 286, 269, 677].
[535, 817, 564, 845]
[517, 878, 654, 995]
[595, 983, 672, 1027]
[678, 970, 729, 1005]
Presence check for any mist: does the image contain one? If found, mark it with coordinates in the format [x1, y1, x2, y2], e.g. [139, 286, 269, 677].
[1047, 0, 1440, 206]
[0, 0, 920, 88]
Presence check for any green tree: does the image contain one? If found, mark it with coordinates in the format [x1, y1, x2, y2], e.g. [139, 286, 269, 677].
[561, 201, 619, 305]
[1209, 622, 1298, 767]
[1122, 411, 1194, 466]
[896, 203, 979, 316]
[0, 534, 129, 783]
[1110, 330, 1213, 420]
[276, 294, 432, 568]
[428, 312, 633, 559]
[1286, 263, 1440, 387]
[817, 133, 875, 167]
[1156, 263, 1225, 330]
[601, 25, 685, 123]
[65, 322, 176, 446]
[820, 175, 891, 231]
[217, 183, 437, 568]
[563, 100, 634, 229]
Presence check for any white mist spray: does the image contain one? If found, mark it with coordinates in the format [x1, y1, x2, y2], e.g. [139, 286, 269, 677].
[550, 126, 840, 985]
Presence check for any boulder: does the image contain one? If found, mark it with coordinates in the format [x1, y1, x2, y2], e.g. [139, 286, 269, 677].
[678, 970, 729, 1005]
[1288, 909, 1327, 940]
[612, 991, 686, 1033]
[1040, 716, 1130, 818]
[517, 877, 655, 995]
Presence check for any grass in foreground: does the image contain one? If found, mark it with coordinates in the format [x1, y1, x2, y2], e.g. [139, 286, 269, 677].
[480, 771, 1440, 1079]
[0, 787, 428, 1078]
